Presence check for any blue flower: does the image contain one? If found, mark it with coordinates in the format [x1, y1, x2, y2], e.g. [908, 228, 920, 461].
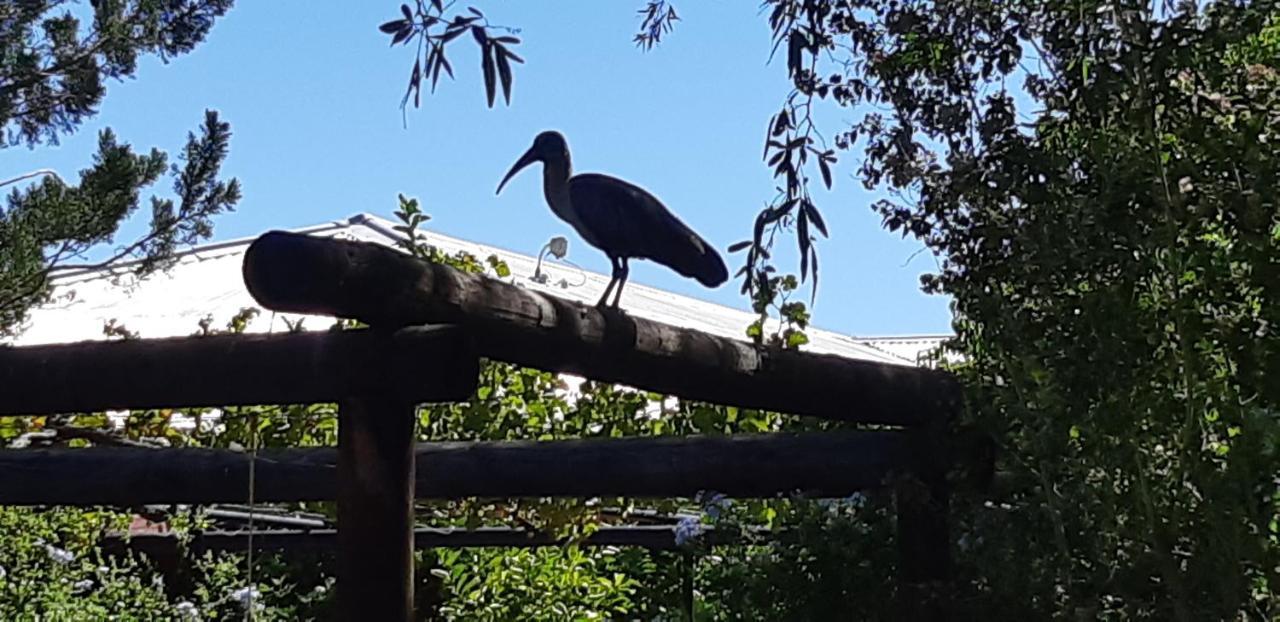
[673, 516, 705, 546]
[698, 490, 732, 520]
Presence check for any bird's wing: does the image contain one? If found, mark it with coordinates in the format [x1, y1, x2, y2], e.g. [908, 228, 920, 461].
[569, 174, 728, 287]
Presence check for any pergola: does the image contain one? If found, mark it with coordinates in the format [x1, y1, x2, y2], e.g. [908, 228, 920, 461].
[0, 231, 989, 620]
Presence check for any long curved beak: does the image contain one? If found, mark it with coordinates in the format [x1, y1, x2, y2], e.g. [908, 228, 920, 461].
[495, 147, 539, 195]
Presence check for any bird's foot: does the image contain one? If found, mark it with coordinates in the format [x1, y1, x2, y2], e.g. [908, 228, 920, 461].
[594, 299, 625, 313]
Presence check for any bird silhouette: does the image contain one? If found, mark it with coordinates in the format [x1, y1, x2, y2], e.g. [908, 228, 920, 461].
[496, 131, 728, 308]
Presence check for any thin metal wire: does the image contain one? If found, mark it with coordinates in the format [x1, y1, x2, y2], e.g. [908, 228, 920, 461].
[244, 406, 258, 621]
[242, 312, 277, 621]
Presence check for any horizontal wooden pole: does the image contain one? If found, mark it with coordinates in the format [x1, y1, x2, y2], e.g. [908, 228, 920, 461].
[242, 231, 959, 427]
[0, 432, 912, 506]
[110, 525, 737, 556]
[0, 327, 477, 416]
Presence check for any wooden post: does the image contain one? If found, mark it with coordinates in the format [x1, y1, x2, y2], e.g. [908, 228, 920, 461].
[895, 429, 952, 621]
[338, 395, 418, 622]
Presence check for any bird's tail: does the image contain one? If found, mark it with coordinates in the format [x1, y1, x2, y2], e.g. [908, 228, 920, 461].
[665, 232, 729, 288]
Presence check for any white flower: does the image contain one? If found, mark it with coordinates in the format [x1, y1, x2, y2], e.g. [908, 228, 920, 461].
[175, 601, 200, 621]
[45, 544, 75, 564]
[72, 579, 94, 593]
[231, 586, 261, 610]
[0, 566, 7, 580]
[1178, 176, 1194, 194]
[673, 516, 705, 546]
[10, 430, 55, 449]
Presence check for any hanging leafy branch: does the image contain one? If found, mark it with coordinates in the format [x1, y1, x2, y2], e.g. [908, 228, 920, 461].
[726, 3, 839, 310]
[634, 1, 680, 50]
[379, 2, 524, 109]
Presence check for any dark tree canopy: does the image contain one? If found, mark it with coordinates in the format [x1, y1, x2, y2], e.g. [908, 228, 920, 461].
[0, 0, 233, 147]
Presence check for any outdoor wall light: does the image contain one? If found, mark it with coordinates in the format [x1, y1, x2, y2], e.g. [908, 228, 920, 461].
[532, 236, 569, 284]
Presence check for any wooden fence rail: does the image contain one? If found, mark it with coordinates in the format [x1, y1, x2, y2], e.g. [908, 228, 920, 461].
[109, 525, 740, 556]
[242, 230, 959, 427]
[0, 431, 916, 506]
[0, 326, 476, 416]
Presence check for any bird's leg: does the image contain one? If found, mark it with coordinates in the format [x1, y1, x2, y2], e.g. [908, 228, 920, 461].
[610, 258, 630, 308]
[597, 257, 621, 307]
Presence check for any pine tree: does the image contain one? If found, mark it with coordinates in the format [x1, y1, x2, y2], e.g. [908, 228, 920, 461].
[1, 1, 239, 335]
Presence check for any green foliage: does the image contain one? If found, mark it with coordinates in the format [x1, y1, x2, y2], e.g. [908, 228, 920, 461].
[429, 547, 640, 621]
[744, 272, 811, 349]
[183, 551, 336, 621]
[0, 0, 234, 147]
[0, 507, 177, 620]
[0, 2, 238, 337]
[1, 110, 241, 337]
[696, 494, 899, 621]
[797, 0, 1280, 618]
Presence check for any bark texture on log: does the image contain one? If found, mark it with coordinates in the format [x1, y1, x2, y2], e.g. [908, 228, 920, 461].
[242, 231, 959, 427]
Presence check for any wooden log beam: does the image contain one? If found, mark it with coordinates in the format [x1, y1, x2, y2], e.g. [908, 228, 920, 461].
[0, 327, 477, 416]
[0, 432, 914, 506]
[110, 525, 738, 556]
[242, 231, 959, 427]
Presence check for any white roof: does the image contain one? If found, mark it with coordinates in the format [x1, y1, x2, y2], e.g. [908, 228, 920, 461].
[10, 213, 946, 366]
[854, 336, 951, 367]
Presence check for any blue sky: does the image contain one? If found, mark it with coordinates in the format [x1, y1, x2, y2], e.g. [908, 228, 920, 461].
[2, 1, 953, 337]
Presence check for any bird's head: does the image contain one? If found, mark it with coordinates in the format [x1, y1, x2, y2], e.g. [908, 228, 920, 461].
[496, 131, 569, 195]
